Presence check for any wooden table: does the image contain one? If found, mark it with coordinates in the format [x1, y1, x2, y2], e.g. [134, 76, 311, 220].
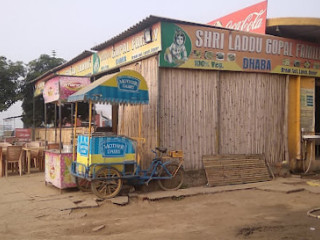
[22, 147, 45, 174]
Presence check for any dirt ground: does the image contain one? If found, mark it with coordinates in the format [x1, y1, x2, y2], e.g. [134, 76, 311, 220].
[0, 173, 320, 240]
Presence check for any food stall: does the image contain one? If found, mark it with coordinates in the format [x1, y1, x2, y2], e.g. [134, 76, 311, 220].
[67, 70, 149, 195]
[42, 76, 90, 189]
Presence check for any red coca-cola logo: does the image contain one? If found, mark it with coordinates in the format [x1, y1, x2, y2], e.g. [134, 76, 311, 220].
[225, 10, 266, 32]
[208, 1, 267, 34]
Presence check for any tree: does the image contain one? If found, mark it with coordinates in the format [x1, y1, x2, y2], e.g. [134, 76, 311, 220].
[21, 54, 90, 128]
[0, 56, 26, 111]
[21, 54, 66, 127]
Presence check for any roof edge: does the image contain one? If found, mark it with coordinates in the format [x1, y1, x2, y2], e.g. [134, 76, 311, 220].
[267, 17, 320, 27]
[91, 15, 224, 51]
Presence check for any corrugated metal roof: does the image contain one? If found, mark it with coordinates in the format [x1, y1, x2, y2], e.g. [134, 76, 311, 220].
[30, 50, 93, 83]
[31, 15, 225, 84]
[91, 15, 222, 51]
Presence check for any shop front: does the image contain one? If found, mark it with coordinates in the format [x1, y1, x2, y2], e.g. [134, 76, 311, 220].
[33, 16, 320, 180]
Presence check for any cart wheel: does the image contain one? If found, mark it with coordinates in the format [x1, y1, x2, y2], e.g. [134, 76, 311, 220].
[76, 177, 91, 192]
[158, 163, 184, 191]
[91, 167, 122, 199]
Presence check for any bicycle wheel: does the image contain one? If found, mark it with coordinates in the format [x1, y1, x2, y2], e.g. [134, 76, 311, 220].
[76, 177, 91, 192]
[158, 163, 184, 191]
[91, 167, 122, 199]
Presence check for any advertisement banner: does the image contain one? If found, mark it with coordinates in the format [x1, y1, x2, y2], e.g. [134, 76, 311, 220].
[15, 128, 32, 142]
[43, 76, 90, 103]
[59, 76, 90, 100]
[34, 80, 45, 97]
[300, 88, 315, 131]
[207, 0, 268, 34]
[97, 22, 162, 72]
[43, 77, 60, 103]
[160, 22, 320, 77]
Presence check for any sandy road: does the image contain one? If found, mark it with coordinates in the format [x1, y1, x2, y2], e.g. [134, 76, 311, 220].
[0, 173, 319, 240]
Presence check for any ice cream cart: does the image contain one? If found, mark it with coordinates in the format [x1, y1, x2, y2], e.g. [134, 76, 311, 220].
[68, 70, 184, 198]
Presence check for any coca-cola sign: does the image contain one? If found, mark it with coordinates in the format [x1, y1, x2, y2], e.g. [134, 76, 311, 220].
[208, 0, 267, 34]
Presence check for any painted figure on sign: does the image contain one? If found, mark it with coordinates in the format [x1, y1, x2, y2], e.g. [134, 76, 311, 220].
[164, 29, 188, 64]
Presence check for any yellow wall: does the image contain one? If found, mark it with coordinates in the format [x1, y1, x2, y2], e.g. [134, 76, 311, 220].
[288, 76, 300, 165]
[288, 76, 315, 170]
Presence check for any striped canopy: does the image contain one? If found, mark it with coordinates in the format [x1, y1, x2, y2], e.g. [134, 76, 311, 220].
[67, 70, 149, 105]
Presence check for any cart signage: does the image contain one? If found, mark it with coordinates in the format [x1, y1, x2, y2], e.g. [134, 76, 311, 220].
[160, 22, 320, 77]
[79, 142, 88, 156]
[102, 140, 127, 157]
[117, 76, 140, 92]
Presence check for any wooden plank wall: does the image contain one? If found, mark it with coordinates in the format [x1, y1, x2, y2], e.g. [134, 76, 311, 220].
[159, 68, 219, 170]
[35, 127, 89, 144]
[118, 56, 159, 168]
[219, 72, 287, 165]
[159, 69, 287, 170]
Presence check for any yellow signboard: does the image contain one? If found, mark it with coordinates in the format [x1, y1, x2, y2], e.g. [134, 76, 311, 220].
[160, 22, 320, 77]
[98, 22, 162, 72]
[57, 55, 94, 76]
[56, 23, 161, 77]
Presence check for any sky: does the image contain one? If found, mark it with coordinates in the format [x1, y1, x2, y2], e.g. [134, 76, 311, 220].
[1, 0, 320, 129]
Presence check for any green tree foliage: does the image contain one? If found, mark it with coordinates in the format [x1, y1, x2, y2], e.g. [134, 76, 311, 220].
[22, 54, 66, 127]
[0, 56, 26, 111]
[21, 54, 90, 128]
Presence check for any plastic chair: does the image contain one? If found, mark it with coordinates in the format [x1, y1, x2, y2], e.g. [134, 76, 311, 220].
[26, 142, 41, 169]
[5, 146, 23, 177]
[0, 143, 12, 175]
[0, 147, 3, 177]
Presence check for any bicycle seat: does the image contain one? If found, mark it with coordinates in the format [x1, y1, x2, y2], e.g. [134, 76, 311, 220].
[156, 147, 167, 153]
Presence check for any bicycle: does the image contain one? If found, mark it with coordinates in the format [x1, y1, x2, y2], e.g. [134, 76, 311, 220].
[72, 147, 185, 199]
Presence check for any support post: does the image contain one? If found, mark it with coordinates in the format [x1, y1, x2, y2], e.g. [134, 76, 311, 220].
[59, 100, 62, 153]
[87, 100, 93, 167]
[73, 102, 78, 162]
[32, 97, 35, 141]
[44, 103, 47, 144]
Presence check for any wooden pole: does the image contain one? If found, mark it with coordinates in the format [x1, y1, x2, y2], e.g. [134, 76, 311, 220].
[44, 103, 47, 145]
[54, 103, 57, 143]
[59, 100, 62, 154]
[112, 105, 119, 134]
[137, 105, 142, 166]
[296, 76, 301, 160]
[216, 71, 221, 154]
[157, 66, 161, 147]
[73, 102, 78, 162]
[284, 75, 289, 161]
[87, 100, 92, 167]
[32, 97, 35, 141]
[71, 103, 74, 143]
